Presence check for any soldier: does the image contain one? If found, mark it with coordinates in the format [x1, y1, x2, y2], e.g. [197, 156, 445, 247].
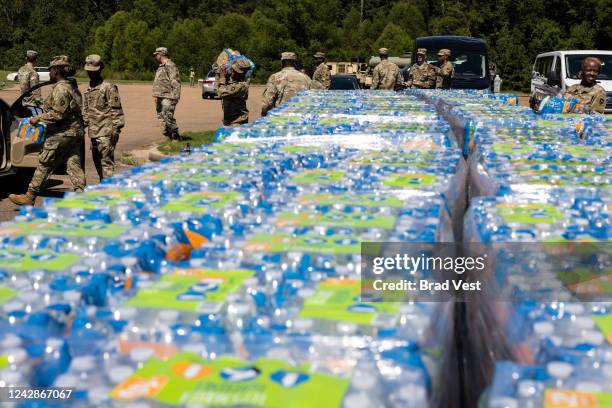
[189, 67, 196, 87]
[563, 57, 606, 114]
[17, 50, 43, 110]
[261, 52, 312, 116]
[405, 48, 436, 89]
[152, 47, 181, 140]
[82, 54, 125, 181]
[312, 52, 331, 90]
[218, 59, 250, 126]
[435, 49, 454, 89]
[371, 48, 401, 90]
[9, 56, 86, 206]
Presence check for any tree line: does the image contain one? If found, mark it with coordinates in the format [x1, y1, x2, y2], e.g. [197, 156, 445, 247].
[1, 0, 610, 89]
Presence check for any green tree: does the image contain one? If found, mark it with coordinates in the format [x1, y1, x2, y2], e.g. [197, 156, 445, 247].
[372, 23, 413, 55]
[429, 1, 471, 36]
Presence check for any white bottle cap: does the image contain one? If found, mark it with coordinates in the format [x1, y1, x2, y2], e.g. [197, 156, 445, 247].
[352, 370, 376, 390]
[7, 348, 27, 364]
[564, 303, 585, 315]
[489, 397, 518, 408]
[129, 347, 154, 363]
[228, 303, 251, 316]
[342, 392, 373, 408]
[72, 356, 95, 372]
[292, 318, 314, 332]
[0, 370, 22, 385]
[337, 322, 358, 335]
[1, 334, 22, 349]
[581, 330, 605, 346]
[158, 310, 180, 322]
[547, 361, 573, 379]
[46, 337, 63, 350]
[108, 365, 135, 384]
[575, 382, 602, 393]
[88, 386, 110, 403]
[573, 316, 595, 330]
[517, 380, 540, 397]
[533, 321, 554, 336]
[117, 307, 137, 320]
[54, 373, 79, 388]
[603, 364, 612, 379]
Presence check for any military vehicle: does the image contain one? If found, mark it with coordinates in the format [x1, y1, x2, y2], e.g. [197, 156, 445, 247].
[326, 55, 411, 89]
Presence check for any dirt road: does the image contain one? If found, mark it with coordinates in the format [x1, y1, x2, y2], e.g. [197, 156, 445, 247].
[0, 82, 265, 221]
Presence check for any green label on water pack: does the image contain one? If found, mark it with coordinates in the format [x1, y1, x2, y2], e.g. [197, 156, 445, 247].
[0, 287, 17, 305]
[497, 203, 564, 224]
[592, 314, 612, 345]
[244, 233, 360, 255]
[0, 220, 128, 239]
[353, 152, 436, 166]
[279, 145, 323, 153]
[563, 145, 607, 157]
[277, 211, 396, 229]
[299, 278, 399, 325]
[126, 269, 253, 312]
[491, 144, 534, 154]
[110, 353, 349, 407]
[161, 191, 240, 212]
[54, 190, 139, 210]
[290, 170, 345, 185]
[0, 249, 80, 272]
[0, 355, 8, 370]
[299, 193, 404, 208]
[382, 173, 437, 188]
[144, 171, 231, 183]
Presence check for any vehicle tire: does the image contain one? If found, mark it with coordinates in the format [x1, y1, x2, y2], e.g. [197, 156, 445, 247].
[202, 93, 207, 99]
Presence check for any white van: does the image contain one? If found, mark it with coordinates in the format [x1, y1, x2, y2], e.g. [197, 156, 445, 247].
[530, 50, 612, 113]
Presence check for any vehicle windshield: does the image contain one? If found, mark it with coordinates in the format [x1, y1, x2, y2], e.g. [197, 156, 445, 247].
[330, 77, 358, 90]
[565, 55, 612, 80]
[426, 51, 486, 78]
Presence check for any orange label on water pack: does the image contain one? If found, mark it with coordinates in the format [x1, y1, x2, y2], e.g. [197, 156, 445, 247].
[111, 375, 168, 400]
[171, 361, 213, 380]
[544, 389, 599, 408]
[118, 340, 179, 360]
[325, 278, 357, 286]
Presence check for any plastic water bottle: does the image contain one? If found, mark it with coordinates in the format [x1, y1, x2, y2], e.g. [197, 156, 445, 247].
[494, 75, 502, 94]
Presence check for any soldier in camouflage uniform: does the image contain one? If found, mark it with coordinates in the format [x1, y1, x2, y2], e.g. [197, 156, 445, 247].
[371, 48, 401, 90]
[17, 50, 43, 108]
[218, 59, 250, 126]
[9, 56, 86, 206]
[312, 52, 331, 90]
[152, 47, 181, 140]
[405, 48, 436, 89]
[83, 54, 125, 181]
[261, 52, 312, 116]
[435, 49, 454, 89]
[563, 57, 607, 114]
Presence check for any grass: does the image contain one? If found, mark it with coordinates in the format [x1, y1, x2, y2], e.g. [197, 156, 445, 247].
[0, 70, 13, 89]
[118, 152, 139, 166]
[157, 131, 216, 155]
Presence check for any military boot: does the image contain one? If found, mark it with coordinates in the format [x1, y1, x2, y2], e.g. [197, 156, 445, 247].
[8, 191, 36, 206]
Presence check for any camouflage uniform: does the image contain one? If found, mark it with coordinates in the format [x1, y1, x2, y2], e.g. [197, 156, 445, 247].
[313, 62, 331, 90]
[218, 59, 250, 126]
[262, 53, 312, 115]
[152, 48, 181, 138]
[83, 81, 125, 181]
[30, 77, 86, 195]
[563, 83, 607, 114]
[435, 49, 454, 89]
[18, 63, 42, 107]
[371, 60, 401, 90]
[407, 63, 436, 89]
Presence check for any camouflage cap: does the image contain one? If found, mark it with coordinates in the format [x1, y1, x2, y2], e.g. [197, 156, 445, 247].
[232, 59, 251, 74]
[49, 55, 70, 68]
[153, 47, 169, 56]
[378, 48, 389, 56]
[417, 48, 427, 55]
[313, 52, 326, 59]
[26, 50, 38, 59]
[437, 49, 451, 56]
[281, 52, 297, 61]
[84, 54, 103, 71]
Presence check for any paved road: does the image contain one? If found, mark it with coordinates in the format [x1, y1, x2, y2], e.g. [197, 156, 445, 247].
[0, 82, 265, 222]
